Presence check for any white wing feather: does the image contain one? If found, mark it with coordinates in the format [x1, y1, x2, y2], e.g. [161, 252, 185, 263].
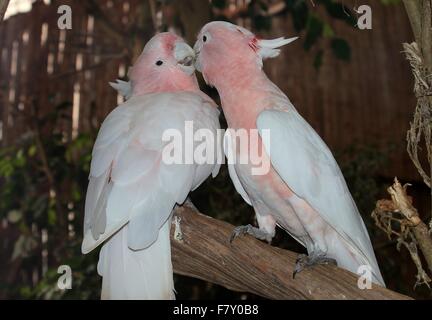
[223, 130, 252, 206]
[257, 109, 383, 284]
[82, 92, 220, 254]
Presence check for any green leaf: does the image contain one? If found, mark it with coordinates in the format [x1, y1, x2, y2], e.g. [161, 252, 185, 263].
[211, 0, 227, 9]
[253, 15, 272, 31]
[0, 157, 14, 177]
[331, 38, 351, 61]
[314, 50, 324, 70]
[48, 208, 57, 226]
[285, 0, 309, 32]
[28, 145, 37, 157]
[380, 0, 400, 5]
[323, 23, 335, 38]
[12, 235, 38, 260]
[304, 15, 324, 50]
[317, 0, 356, 26]
[15, 149, 26, 167]
[71, 184, 82, 202]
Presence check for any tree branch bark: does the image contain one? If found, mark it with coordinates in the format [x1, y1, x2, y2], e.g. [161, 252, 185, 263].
[171, 204, 411, 300]
[403, 0, 422, 44]
[0, 0, 9, 23]
[402, 0, 432, 227]
[420, 0, 432, 71]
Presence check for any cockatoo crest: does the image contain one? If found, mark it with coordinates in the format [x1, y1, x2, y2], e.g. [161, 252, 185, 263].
[109, 80, 132, 100]
[256, 37, 298, 59]
[234, 24, 298, 61]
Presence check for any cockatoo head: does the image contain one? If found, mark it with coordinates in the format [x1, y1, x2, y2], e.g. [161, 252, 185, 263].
[130, 32, 198, 95]
[194, 21, 297, 87]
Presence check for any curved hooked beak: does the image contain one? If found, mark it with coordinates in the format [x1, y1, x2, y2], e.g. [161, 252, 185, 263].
[193, 41, 202, 73]
[174, 42, 196, 76]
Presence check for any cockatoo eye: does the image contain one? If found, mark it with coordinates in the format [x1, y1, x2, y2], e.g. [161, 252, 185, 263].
[155, 60, 163, 66]
[201, 32, 211, 44]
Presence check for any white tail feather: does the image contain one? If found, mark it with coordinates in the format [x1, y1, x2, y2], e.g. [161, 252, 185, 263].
[258, 37, 298, 60]
[109, 80, 133, 100]
[97, 219, 175, 300]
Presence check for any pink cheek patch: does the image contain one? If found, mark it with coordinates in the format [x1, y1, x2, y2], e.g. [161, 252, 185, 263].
[248, 37, 259, 53]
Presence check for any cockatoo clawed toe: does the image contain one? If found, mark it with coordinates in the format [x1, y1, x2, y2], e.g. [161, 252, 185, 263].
[292, 252, 338, 279]
[229, 224, 274, 244]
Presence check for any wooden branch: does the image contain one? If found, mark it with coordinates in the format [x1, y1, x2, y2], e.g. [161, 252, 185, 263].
[403, 0, 422, 44]
[171, 204, 411, 300]
[420, 0, 432, 71]
[0, 0, 9, 23]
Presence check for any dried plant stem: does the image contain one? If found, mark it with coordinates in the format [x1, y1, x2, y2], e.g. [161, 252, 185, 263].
[388, 180, 432, 274]
[404, 42, 431, 189]
[372, 179, 432, 288]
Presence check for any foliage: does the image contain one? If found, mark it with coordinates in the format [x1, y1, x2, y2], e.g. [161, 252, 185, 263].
[0, 102, 99, 299]
[210, 0, 356, 69]
[281, 0, 355, 67]
[380, 0, 401, 5]
[337, 144, 390, 216]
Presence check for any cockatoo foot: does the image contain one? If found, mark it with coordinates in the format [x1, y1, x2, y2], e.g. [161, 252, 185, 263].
[292, 252, 337, 279]
[229, 224, 273, 244]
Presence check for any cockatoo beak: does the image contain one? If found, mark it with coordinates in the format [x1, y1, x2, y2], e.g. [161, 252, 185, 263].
[193, 42, 202, 73]
[174, 42, 196, 76]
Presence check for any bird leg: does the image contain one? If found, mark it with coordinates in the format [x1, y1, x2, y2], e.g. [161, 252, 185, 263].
[230, 224, 273, 243]
[293, 251, 338, 279]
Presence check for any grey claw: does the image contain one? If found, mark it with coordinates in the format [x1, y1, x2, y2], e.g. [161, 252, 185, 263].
[292, 252, 338, 279]
[229, 226, 248, 244]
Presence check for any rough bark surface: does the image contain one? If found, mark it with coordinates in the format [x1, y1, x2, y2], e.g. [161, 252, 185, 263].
[172, 204, 411, 300]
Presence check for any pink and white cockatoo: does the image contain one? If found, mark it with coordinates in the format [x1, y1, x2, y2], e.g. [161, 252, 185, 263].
[82, 32, 221, 299]
[194, 21, 385, 286]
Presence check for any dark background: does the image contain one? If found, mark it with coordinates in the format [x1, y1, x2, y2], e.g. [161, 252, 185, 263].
[0, 0, 430, 299]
